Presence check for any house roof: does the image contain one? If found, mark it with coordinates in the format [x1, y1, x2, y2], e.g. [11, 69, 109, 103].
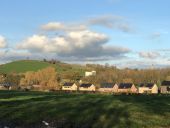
[100, 83, 116, 88]
[80, 83, 93, 88]
[140, 83, 155, 88]
[118, 83, 133, 89]
[0, 82, 12, 87]
[161, 81, 170, 86]
[63, 82, 75, 86]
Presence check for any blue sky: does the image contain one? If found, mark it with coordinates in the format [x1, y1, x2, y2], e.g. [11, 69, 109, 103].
[0, 0, 170, 68]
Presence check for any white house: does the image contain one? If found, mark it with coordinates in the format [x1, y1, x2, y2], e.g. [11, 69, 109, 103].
[62, 83, 78, 91]
[79, 83, 96, 91]
[138, 83, 158, 94]
[85, 71, 96, 77]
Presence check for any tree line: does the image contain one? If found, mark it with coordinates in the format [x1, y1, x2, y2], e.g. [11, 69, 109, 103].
[1, 63, 170, 90]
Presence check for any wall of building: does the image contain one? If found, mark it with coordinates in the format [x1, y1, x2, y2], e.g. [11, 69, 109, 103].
[151, 85, 158, 94]
[85, 71, 96, 77]
[118, 85, 137, 93]
[98, 84, 119, 93]
[98, 88, 113, 92]
[139, 85, 158, 94]
[139, 87, 146, 93]
[161, 86, 170, 93]
[62, 84, 77, 91]
[0, 86, 7, 90]
[79, 85, 95, 91]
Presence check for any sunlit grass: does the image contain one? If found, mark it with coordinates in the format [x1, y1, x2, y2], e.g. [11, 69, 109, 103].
[0, 91, 170, 128]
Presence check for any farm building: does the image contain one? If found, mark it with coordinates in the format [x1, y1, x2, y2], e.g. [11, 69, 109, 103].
[85, 71, 96, 77]
[62, 83, 78, 91]
[118, 83, 137, 93]
[98, 83, 118, 93]
[161, 81, 170, 94]
[79, 83, 95, 91]
[138, 83, 158, 94]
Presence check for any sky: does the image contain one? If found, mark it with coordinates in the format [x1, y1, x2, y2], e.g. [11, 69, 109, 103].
[0, 0, 170, 68]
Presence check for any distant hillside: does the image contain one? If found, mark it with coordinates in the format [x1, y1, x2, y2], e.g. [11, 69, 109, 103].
[0, 60, 88, 75]
[0, 60, 52, 73]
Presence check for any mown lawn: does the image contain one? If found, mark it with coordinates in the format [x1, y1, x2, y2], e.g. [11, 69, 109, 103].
[0, 91, 170, 128]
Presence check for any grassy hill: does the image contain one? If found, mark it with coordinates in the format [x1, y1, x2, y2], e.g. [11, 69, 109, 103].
[0, 91, 170, 128]
[0, 60, 88, 75]
[0, 60, 52, 73]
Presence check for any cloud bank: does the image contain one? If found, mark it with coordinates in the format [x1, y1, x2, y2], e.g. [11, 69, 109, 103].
[87, 15, 133, 32]
[17, 29, 130, 61]
[0, 15, 132, 64]
[41, 15, 133, 33]
[139, 51, 160, 59]
[2, 14, 168, 69]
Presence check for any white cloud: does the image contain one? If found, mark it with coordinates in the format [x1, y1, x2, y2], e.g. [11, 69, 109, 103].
[17, 35, 49, 52]
[41, 22, 65, 31]
[0, 50, 32, 63]
[36, 15, 133, 61]
[139, 51, 160, 59]
[116, 58, 170, 69]
[0, 15, 134, 64]
[150, 32, 161, 39]
[41, 15, 133, 33]
[116, 23, 132, 33]
[17, 29, 130, 61]
[87, 15, 133, 32]
[41, 22, 87, 32]
[0, 50, 6, 57]
[0, 35, 7, 48]
[87, 15, 123, 28]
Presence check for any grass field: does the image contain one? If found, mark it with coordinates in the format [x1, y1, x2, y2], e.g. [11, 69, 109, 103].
[0, 91, 170, 128]
[0, 60, 51, 73]
[0, 60, 87, 75]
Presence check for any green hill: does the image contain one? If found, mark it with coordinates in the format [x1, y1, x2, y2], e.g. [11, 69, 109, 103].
[0, 60, 52, 73]
[0, 60, 87, 75]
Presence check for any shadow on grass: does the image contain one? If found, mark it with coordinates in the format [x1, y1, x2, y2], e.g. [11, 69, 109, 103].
[115, 95, 170, 115]
[0, 91, 170, 128]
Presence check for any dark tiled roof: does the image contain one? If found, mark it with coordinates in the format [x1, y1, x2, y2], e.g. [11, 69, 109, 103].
[80, 83, 93, 88]
[100, 83, 115, 88]
[139, 83, 144, 87]
[161, 81, 170, 86]
[0, 82, 12, 87]
[118, 83, 133, 89]
[63, 83, 74, 86]
[140, 83, 155, 88]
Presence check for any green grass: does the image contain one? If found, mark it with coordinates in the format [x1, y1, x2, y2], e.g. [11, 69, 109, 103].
[0, 60, 51, 73]
[0, 60, 87, 75]
[0, 91, 170, 128]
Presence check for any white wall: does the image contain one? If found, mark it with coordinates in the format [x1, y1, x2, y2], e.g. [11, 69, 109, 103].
[85, 71, 96, 77]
